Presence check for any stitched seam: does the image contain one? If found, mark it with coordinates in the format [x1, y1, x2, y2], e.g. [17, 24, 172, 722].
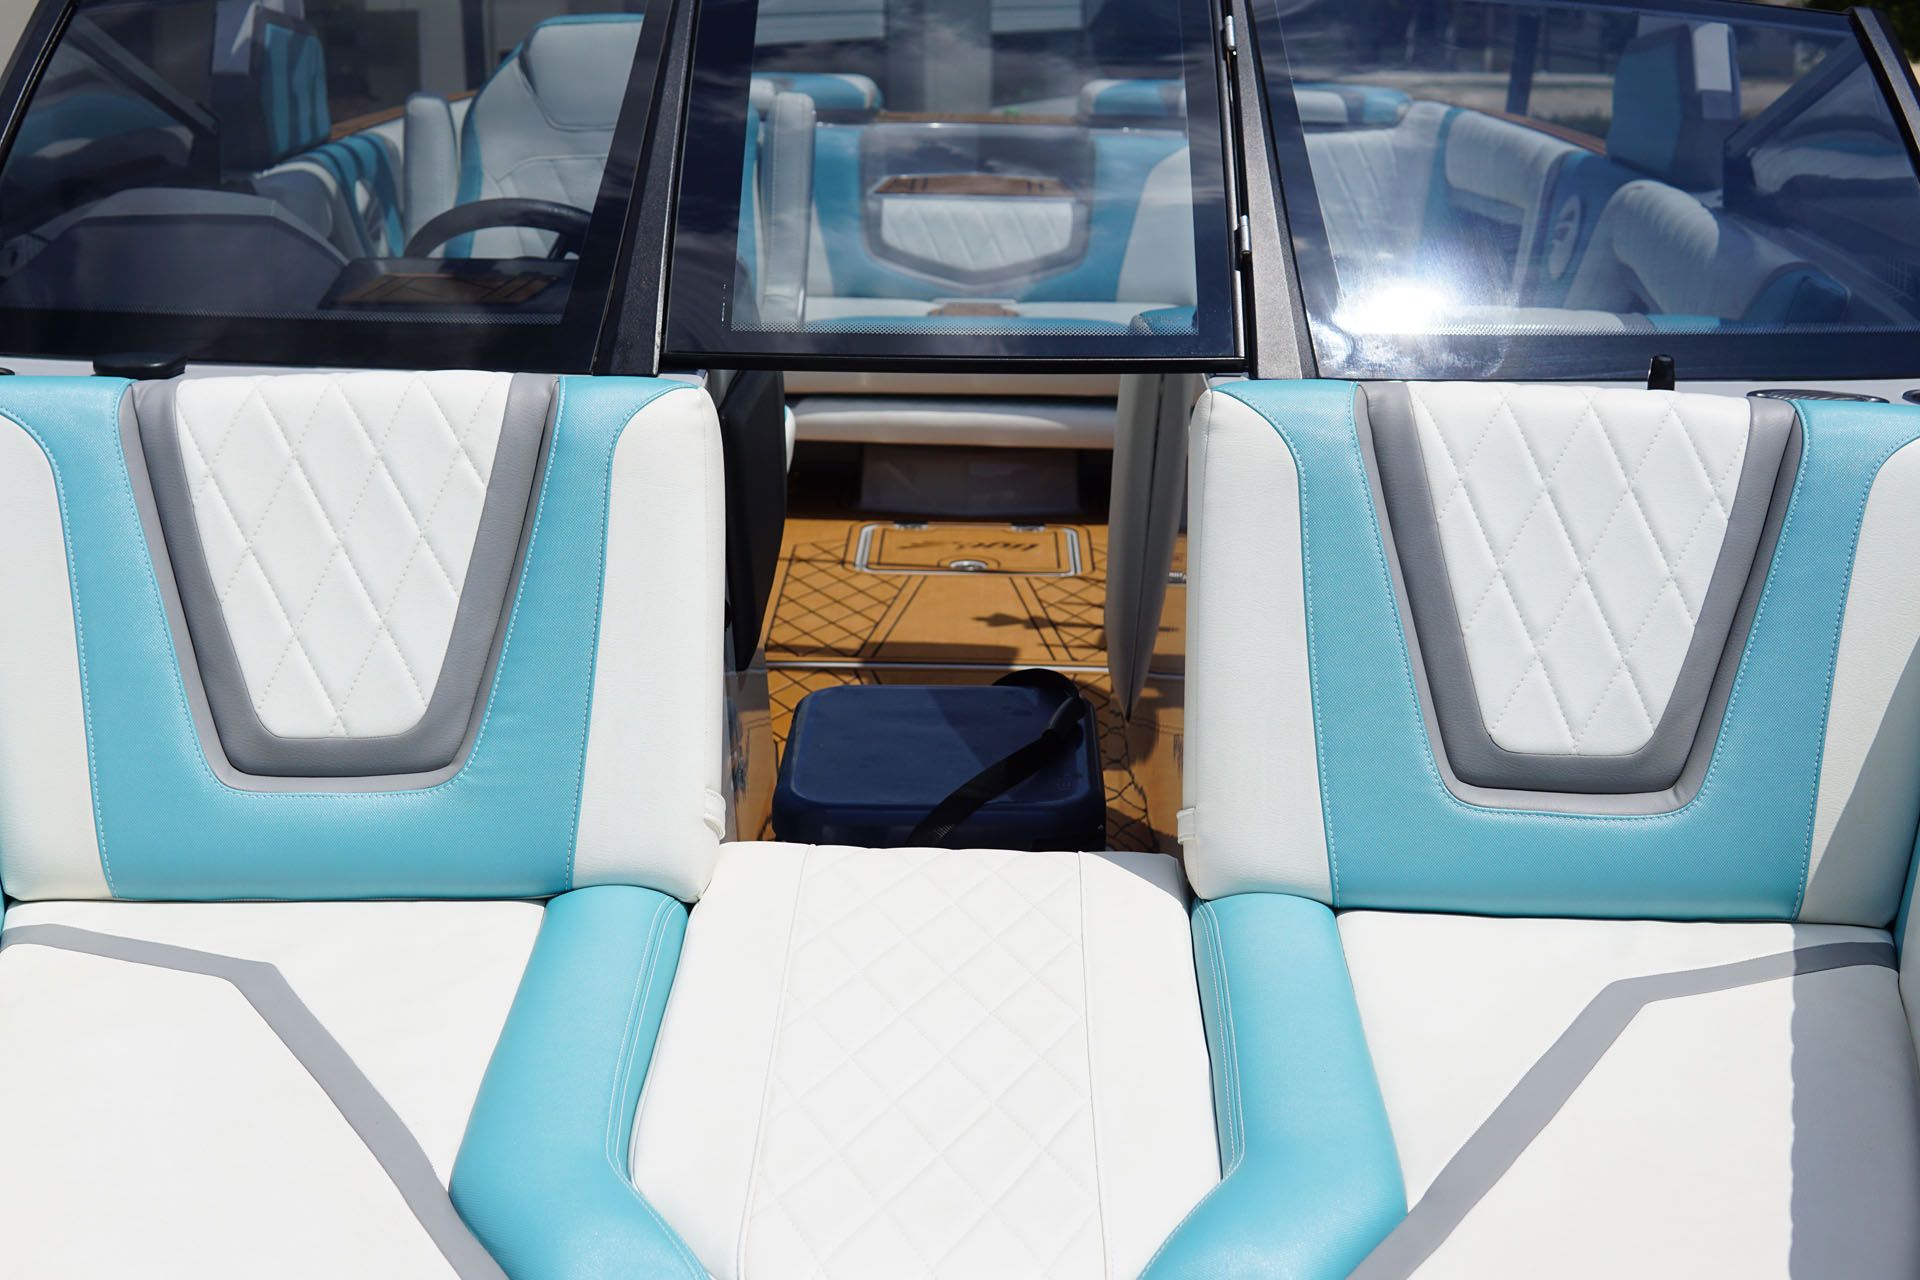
[1381, 398, 1917, 841]
[737, 846, 811, 1280]
[1794, 431, 1916, 915]
[2, 406, 116, 893]
[1139, 903, 1237, 1276]
[600, 899, 707, 1280]
[100, 380, 672, 823]
[1072, 855, 1114, 1280]
[563, 380, 620, 889]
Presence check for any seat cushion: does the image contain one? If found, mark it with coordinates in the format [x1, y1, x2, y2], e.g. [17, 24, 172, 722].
[631, 842, 1218, 1279]
[1340, 912, 1920, 1277]
[0, 899, 542, 1277]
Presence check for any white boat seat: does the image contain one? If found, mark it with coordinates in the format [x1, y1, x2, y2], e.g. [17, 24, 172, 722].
[0, 369, 728, 1277]
[1152, 378, 1920, 1277]
[631, 842, 1220, 1280]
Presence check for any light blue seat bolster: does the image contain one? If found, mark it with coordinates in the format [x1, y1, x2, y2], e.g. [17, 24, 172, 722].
[1224, 381, 1920, 919]
[1145, 894, 1403, 1280]
[451, 886, 701, 1280]
[0, 374, 680, 899]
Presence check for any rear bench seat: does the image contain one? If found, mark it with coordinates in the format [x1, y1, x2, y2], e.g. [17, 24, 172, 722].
[0, 370, 728, 1277]
[1161, 379, 1920, 1276]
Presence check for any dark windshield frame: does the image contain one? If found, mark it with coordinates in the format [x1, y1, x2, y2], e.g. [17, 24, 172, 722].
[0, 0, 673, 372]
[1250, 0, 1920, 382]
[659, 0, 1244, 372]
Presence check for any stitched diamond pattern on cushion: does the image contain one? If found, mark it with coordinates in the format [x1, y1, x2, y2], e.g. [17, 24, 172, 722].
[1407, 383, 1749, 757]
[744, 846, 1103, 1278]
[174, 371, 513, 740]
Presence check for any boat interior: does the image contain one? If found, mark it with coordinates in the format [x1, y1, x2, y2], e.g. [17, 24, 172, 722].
[1, 0, 1919, 1275]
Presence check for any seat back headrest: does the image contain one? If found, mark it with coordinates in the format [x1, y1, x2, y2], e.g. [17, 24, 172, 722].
[1606, 22, 1739, 190]
[212, 0, 331, 169]
[514, 14, 645, 130]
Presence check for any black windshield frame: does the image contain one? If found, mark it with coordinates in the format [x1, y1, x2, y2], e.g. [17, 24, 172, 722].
[658, 0, 1244, 372]
[1249, 0, 1920, 383]
[0, 0, 674, 372]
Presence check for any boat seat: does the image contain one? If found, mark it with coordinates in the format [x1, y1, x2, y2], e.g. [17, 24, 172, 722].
[0, 370, 728, 1277]
[436, 14, 645, 258]
[630, 842, 1220, 1279]
[1153, 379, 1920, 1277]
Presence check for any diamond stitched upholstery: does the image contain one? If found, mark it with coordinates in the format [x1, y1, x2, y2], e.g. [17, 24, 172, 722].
[630, 842, 1219, 1280]
[173, 371, 513, 741]
[1404, 382, 1749, 757]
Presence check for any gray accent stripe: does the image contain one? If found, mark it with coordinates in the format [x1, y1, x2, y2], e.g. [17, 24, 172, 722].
[1351, 940, 1897, 1279]
[1366, 382, 1792, 794]
[134, 374, 552, 777]
[0, 924, 507, 1280]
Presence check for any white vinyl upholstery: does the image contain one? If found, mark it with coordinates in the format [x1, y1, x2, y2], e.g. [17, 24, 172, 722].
[1565, 180, 1820, 319]
[403, 93, 460, 245]
[0, 899, 543, 1277]
[1402, 381, 1750, 757]
[1341, 911, 1920, 1278]
[1117, 147, 1197, 306]
[1179, 388, 1330, 902]
[631, 842, 1219, 1280]
[1302, 103, 1448, 280]
[571, 385, 729, 901]
[458, 16, 642, 257]
[173, 371, 514, 741]
[0, 414, 105, 899]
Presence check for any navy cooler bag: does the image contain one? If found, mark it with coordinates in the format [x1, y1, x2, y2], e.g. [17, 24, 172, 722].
[771, 669, 1107, 850]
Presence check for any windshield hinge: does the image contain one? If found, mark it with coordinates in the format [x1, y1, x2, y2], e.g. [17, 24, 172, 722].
[1235, 214, 1252, 264]
[1223, 14, 1237, 60]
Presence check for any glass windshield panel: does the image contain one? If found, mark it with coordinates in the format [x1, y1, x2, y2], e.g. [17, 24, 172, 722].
[1253, 0, 1920, 380]
[0, 0, 655, 367]
[664, 0, 1237, 364]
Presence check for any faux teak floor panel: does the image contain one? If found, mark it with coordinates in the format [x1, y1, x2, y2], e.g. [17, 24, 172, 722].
[761, 518, 1185, 853]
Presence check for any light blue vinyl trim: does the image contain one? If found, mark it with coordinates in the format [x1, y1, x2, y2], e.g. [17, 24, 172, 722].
[451, 886, 701, 1280]
[1089, 79, 1181, 117]
[0, 375, 679, 899]
[809, 125, 1185, 302]
[1144, 894, 1403, 1280]
[304, 132, 405, 254]
[1224, 381, 1920, 919]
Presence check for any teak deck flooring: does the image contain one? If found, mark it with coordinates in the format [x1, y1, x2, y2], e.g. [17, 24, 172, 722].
[759, 516, 1186, 853]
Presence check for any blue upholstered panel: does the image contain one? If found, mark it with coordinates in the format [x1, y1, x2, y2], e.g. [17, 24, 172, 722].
[299, 131, 405, 254]
[451, 886, 701, 1280]
[0, 374, 679, 899]
[1145, 894, 1403, 1279]
[1224, 380, 1920, 919]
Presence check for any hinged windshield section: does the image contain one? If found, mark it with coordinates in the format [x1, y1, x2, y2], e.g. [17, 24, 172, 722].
[1252, 0, 1920, 381]
[663, 0, 1240, 366]
[0, 0, 660, 368]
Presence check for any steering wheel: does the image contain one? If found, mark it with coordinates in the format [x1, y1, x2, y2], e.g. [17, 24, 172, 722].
[403, 198, 592, 261]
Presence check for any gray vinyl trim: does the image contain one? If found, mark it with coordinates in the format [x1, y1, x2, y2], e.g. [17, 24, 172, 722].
[0, 923, 509, 1280]
[1350, 940, 1898, 1280]
[1355, 387, 1803, 815]
[131, 375, 553, 779]
[1366, 382, 1791, 793]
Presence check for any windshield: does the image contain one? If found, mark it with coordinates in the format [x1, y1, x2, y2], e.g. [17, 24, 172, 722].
[0, 0, 657, 368]
[662, 0, 1238, 365]
[1253, 0, 1920, 380]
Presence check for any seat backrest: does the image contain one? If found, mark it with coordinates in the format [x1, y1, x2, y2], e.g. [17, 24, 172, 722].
[0, 371, 727, 903]
[455, 14, 644, 257]
[1564, 179, 1850, 324]
[1184, 379, 1920, 928]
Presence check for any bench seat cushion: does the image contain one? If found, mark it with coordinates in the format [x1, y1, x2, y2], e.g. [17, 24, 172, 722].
[1340, 911, 1920, 1278]
[631, 842, 1219, 1280]
[0, 899, 542, 1277]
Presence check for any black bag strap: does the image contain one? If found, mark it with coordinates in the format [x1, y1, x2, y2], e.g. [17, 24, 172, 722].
[906, 669, 1090, 848]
